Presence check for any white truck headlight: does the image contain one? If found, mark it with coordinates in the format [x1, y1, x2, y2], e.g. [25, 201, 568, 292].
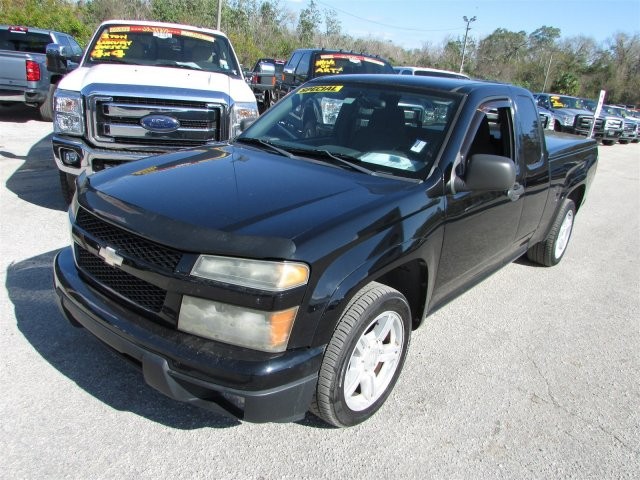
[178, 296, 298, 352]
[54, 90, 84, 135]
[230, 102, 259, 137]
[320, 98, 344, 125]
[191, 255, 309, 291]
[561, 115, 574, 126]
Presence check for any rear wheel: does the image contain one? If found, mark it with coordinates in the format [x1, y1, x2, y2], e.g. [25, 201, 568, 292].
[39, 83, 56, 122]
[527, 199, 576, 266]
[311, 282, 411, 427]
[59, 170, 76, 204]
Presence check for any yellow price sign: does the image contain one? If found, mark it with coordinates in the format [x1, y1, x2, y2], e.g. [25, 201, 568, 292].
[297, 85, 344, 94]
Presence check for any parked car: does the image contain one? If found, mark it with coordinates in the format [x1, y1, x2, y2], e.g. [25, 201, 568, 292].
[273, 48, 394, 103]
[54, 74, 598, 427]
[581, 98, 625, 145]
[534, 93, 594, 136]
[537, 105, 556, 130]
[247, 57, 285, 112]
[535, 93, 623, 145]
[393, 66, 469, 79]
[47, 19, 258, 203]
[601, 104, 639, 144]
[0, 24, 82, 120]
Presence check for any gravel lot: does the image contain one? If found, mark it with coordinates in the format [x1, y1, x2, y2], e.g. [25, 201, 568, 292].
[1, 104, 638, 479]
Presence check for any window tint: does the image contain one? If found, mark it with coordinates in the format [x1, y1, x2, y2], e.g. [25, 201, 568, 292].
[515, 95, 543, 167]
[295, 52, 311, 76]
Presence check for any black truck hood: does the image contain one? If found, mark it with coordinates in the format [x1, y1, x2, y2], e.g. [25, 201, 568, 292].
[78, 144, 417, 259]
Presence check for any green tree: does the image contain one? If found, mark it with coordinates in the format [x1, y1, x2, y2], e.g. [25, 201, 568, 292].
[297, 0, 320, 46]
[1, 0, 93, 44]
[550, 72, 579, 95]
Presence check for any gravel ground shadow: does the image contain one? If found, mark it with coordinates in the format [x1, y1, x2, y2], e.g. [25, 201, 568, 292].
[6, 249, 240, 429]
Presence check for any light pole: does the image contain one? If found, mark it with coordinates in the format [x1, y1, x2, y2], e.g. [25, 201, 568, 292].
[460, 15, 476, 74]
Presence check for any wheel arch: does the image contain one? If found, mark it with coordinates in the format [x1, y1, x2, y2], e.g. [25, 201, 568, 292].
[309, 255, 432, 348]
[566, 184, 586, 212]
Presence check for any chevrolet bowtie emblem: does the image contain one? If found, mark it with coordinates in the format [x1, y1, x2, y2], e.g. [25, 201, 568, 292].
[98, 246, 123, 267]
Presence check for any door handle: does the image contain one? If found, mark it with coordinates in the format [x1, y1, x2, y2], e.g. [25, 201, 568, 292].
[507, 183, 524, 201]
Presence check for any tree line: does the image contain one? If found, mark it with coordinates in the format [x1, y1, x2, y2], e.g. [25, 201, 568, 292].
[2, 0, 638, 106]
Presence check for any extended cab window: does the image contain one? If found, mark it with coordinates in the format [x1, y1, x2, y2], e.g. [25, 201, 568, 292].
[515, 95, 543, 167]
[460, 101, 515, 175]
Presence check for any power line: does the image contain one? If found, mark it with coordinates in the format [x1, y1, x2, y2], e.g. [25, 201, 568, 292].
[314, 0, 465, 34]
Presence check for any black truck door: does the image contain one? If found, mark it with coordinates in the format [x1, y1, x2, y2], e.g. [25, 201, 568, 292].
[432, 100, 525, 302]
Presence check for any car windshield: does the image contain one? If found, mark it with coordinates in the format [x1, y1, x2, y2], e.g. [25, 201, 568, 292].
[86, 24, 241, 76]
[312, 53, 394, 76]
[237, 82, 461, 180]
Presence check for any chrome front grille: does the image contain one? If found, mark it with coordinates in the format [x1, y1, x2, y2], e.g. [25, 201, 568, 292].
[88, 95, 223, 150]
[576, 114, 594, 130]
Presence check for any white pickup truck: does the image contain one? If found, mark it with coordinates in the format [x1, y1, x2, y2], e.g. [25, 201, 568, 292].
[48, 20, 258, 202]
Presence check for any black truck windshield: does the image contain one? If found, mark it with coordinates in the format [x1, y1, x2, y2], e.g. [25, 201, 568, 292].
[239, 82, 461, 180]
[86, 24, 241, 76]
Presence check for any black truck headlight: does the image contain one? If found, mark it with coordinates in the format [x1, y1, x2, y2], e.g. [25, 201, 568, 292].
[54, 90, 84, 135]
[190, 255, 309, 291]
[179, 256, 310, 352]
[178, 297, 298, 353]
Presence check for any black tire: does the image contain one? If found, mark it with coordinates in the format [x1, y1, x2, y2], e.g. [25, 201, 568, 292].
[59, 170, 76, 204]
[602, 139, 615, 146]
[311, 282, 411, 427]
[263, 91, 273, 111]
[527, 199, 576, 267]
[39, 83, 56, 122]
[619, 139, 629, 145]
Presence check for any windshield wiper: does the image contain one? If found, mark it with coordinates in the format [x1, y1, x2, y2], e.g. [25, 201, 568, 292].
[234, 137, 295, 158]
[304, 149, 375, 175]
[154, 61, 202, 71]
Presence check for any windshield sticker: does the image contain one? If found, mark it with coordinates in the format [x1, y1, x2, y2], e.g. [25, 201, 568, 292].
[319, 53, 385, 66]
[91, 32, 132, 59]
[410, 139, 428, 153]
[315, 58, 342, 74]
[107, 25, 214, 43]
[298, 85, 344, 94]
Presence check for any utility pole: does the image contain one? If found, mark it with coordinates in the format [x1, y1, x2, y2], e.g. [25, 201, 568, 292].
[542, 54, 553, 92]
[217, 0, 223, 31]
[460, 15, 476, 74]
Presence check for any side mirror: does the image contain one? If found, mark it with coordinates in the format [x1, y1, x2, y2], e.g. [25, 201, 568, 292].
[453, 154, 516, 193]
[46, 43, 69, 74]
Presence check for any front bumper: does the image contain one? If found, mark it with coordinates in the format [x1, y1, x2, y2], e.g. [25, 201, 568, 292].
[53, 247, 322, 423]
[593, 129, 622, 141]
[52, 135, 162, 176]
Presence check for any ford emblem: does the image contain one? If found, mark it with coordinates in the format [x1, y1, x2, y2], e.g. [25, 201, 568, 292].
[140, 115, 180, 133]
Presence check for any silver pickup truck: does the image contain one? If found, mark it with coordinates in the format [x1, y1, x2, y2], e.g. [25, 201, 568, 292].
[0, 25, 82, 120]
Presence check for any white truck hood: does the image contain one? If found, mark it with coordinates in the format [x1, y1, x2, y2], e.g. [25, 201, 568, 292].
[58, 64, 255, 103]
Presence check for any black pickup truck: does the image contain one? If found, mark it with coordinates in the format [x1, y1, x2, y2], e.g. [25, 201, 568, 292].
[54, 75, 598, 427]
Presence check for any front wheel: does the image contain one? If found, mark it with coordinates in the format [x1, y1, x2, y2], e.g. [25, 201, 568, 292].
[527, 199, 576, 266]
[311, 282, 411, 427]
[39, 83, 56, 122]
